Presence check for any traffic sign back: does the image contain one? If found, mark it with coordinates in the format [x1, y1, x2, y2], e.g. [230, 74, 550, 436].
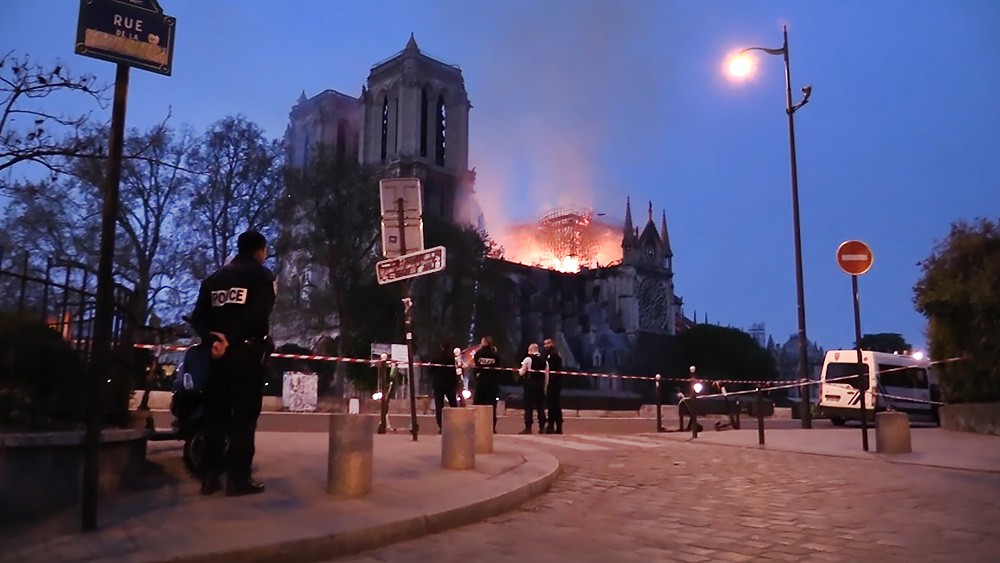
[837, 240, 874, 276]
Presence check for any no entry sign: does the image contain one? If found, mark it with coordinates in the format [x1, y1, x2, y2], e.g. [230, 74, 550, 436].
[836, 240, 874, 276]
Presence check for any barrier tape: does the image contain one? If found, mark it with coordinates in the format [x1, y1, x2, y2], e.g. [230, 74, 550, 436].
[133, 343, 966, 394]
[872, 392, 946, 406]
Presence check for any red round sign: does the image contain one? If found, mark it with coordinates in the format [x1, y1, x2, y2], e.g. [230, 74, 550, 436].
[836, 240, 874, 276]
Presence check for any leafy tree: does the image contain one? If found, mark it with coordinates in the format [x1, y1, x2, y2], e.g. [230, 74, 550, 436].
[858, 333, 911, 353]
[276, 147, 387, 391]
[0, 51, 107, 176]
[185, 116, 283, 276]
[914, 218, 1000, 403]
[677, 324, 778, 383]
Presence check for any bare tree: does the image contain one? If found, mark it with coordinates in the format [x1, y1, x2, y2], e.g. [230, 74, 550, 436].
[184, 115, 283, 276]
[0, 51, 107, 177]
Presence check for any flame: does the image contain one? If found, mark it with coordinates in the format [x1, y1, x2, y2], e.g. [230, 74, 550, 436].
[499, 213, 622, 273]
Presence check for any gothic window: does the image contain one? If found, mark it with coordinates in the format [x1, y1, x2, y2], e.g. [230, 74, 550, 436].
[592, 349, 603, 367]
[420, 89, 428, 157]
[302, 132, 311, 168]
[435, 95, 446, 166]
[380, 96, 388, 162]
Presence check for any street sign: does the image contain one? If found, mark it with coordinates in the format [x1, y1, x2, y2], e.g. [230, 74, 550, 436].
[76, 0, 176, 76]
[836, 240, 874, 276]
[375, 246, 446, 285]
[379, 178, 424, 258]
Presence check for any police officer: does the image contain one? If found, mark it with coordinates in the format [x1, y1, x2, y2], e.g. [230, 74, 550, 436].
[517, 343, 547, 434]
[430, 341, 459, 433]
[190, 230, 275, 496]
[472, 336, 501, 433]
[542, 337, 564, 434]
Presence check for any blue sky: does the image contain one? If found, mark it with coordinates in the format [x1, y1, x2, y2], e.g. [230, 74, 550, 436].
[3, 0, 998, 352]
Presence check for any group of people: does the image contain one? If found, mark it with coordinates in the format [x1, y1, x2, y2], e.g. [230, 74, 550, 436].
[189, 229, 573, 500]
[430, 335, 566, 435]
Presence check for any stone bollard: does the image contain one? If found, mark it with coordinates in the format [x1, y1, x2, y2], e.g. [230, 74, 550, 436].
[875, 411, 912, 454]
[441, 407, 475, 470]
[472, 405, 494, 454]
[327, 414, 376, 496]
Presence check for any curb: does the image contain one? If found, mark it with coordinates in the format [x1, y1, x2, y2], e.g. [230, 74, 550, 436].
[158, 449, 561, 563]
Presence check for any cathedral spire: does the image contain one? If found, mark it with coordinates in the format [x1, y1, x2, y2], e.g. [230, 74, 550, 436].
[661, 209, 673, 258]
[623, 196, 635, 241]
[405, 33, 419, 53]
[647, 201, 653, 224]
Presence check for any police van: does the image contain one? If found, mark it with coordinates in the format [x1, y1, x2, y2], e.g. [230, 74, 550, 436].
[818, 350, 939, 426]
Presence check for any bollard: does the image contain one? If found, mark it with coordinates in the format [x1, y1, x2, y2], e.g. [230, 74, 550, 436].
[472, 405, 494, 454]
[441, 406, 475, 470]
[327, 414, 376, 496]
[756, 388, 765, 446]
[655, 374, 666, 432]
[875, 411, 911, 454]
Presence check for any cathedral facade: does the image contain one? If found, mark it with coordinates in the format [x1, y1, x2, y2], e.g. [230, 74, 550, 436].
[279, 36, 685, 385]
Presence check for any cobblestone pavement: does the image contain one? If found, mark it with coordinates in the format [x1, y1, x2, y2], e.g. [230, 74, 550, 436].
[337, 433, 1000, 563]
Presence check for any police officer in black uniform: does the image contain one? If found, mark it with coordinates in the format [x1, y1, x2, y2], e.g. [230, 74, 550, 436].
[430, 340, 459, 433]
[190, 230, 275, 496]
[472, 336, 501, 433]
[542, 337, 564, 434]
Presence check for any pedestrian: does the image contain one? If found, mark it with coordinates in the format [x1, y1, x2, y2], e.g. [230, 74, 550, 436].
[430, 341, 459, 433]
[517, 343, 547, 434]
[542, 337, 564, 434]
[472, 336, 501, 433]
[189, 230, 275, 497]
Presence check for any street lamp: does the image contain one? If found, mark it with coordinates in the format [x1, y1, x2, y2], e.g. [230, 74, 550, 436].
[729, 25, 813, 428]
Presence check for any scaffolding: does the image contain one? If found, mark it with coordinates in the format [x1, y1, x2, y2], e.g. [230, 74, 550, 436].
[536, 207, 601, 267]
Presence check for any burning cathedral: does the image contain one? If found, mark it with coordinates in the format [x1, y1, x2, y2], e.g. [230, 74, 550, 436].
[280, 36, 688, 386]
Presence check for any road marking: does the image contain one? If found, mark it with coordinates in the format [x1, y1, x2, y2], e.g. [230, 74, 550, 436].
[571, 435, 661, 449]
[504, 435, 608, 451]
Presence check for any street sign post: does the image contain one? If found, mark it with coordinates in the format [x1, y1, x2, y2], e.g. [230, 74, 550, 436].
[75, 0, 175, 532]
[379, 178, 424, 259]
[76, 0, 176, 75]
[375, 246, 446, 285]
[836, 239, 874, 276]
[836, 240, 874, 453]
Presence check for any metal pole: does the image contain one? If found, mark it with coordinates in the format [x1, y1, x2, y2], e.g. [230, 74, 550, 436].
[397, 197, 419, 441]
[853, 274, 869, 452]
[756, 388, 765, 446]
[782, 25, 811, 429]
[655, 374, 665, 432]
[377, 355, 388, 434]
[83, 63, 129, 532]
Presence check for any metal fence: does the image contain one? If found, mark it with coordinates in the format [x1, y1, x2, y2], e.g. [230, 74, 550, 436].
[0, 246, 136, 361]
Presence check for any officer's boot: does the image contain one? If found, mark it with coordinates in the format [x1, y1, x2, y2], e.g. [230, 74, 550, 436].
[555, 421, 563, 434]
[544, 422, 554, 434]
[201, 470, 222, 496]
[518, 425, 532, 435]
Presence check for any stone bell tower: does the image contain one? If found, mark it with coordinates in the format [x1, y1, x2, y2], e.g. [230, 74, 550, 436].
[360, 34, 474, 222]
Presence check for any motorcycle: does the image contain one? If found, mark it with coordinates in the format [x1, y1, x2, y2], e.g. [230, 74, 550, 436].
[169, 342, 213, 475]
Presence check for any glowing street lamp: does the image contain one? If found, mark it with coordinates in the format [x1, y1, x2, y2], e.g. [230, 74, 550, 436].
[728, 25, 814, 429]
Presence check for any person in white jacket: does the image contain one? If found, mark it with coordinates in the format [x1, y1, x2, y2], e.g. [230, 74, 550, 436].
[517, 343, 548, 434]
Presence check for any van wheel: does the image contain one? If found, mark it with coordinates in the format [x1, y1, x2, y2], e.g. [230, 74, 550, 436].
[183, 428, 207, 476]
[830, 416, 846, 427]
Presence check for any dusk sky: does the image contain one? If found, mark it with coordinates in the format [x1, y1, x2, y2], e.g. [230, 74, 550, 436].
[2, 1, 998, 353]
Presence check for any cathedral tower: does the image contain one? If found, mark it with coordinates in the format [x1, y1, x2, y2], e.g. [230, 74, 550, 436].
[360, 34, 474, 222]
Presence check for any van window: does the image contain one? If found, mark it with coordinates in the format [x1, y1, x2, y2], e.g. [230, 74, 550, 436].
[825, 362, 867, 389]
[878, 365, 928, 389]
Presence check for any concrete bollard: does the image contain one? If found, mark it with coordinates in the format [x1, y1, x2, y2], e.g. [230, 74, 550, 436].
[441, 407, 475, 470]
[472, 405, 494, 454]
[875, 411, 912, 454]
[327, 414, 376, 496]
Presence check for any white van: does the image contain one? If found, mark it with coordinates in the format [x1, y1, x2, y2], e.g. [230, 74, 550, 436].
[818, 350, 940, 426]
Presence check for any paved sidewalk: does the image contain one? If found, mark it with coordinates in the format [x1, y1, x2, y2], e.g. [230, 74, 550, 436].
[654, 426, 1000, 473]
[0, 432, 560, 563]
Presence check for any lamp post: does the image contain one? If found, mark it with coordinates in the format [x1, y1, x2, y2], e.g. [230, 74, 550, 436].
[729, 25, 813, 428]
